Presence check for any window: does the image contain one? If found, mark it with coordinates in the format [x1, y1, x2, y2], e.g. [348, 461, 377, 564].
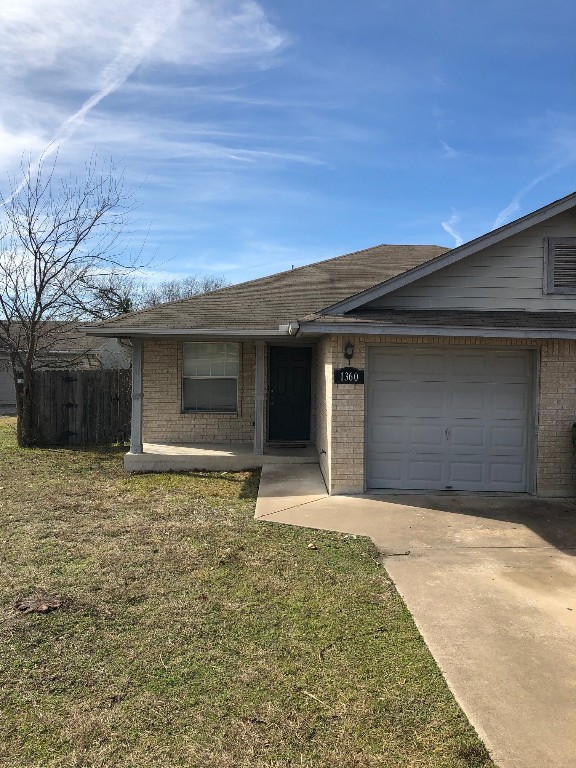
[545, 237, 576, 294]
[182, 342, 239, 412]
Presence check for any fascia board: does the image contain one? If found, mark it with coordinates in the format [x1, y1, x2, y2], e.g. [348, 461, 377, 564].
[83, 327, 290, 338]
[297, 322, 576, 339]
[323, 192, 576, 315]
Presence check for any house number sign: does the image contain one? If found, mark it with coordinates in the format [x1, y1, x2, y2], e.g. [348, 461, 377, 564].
[334, 367, 364, 385]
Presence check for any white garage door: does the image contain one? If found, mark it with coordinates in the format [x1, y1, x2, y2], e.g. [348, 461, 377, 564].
[366, 348, 532, 492]
[0, 369, 16, 405]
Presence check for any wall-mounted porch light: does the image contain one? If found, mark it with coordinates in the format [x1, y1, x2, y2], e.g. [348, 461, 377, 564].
[344, 341, 354, 362]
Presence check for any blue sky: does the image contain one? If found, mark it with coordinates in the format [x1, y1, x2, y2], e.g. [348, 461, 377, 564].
[1, 0, 575, 285]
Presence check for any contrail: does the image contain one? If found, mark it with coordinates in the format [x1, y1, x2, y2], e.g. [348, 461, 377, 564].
[4, 0, 182, 203]
[441, 212, 464, 247]
[492, 151, 576, 230]
[55, 0, 182, 146]
[492, 171, 550, 230]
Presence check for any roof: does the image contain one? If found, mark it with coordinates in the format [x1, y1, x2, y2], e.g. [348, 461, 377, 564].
[324, 190, 576, 315]
[85, 244, 447, 335]
[306, 308, 576, 328]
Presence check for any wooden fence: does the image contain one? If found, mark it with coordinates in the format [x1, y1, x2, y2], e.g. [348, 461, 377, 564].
[30, 369, 131, 445]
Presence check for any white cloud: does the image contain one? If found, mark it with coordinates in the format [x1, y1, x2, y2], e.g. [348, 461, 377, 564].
[441, 211, 464, 247]
[440, 140, 457, 159]
[0, 0, 287, 172]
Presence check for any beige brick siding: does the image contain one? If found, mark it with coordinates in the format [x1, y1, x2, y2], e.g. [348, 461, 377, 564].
[141, 335, 576, 496]
[325, 335, 576, 496]
[142, 339, 255, 444]
[538, 340, 576, 494]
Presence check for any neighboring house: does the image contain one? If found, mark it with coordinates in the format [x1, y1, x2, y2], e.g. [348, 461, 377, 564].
[86, 192, 576, 496]
[0, 326, 131, 406]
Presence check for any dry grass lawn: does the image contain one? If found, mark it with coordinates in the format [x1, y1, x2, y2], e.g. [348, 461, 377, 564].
[0, 417, 495, 767]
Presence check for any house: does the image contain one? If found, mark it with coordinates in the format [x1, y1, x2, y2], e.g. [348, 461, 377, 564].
[85, 192, 576, 496]
[0, 325, 131, 407]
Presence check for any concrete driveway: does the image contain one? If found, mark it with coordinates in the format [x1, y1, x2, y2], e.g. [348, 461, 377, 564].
[256, 465, 576, 768]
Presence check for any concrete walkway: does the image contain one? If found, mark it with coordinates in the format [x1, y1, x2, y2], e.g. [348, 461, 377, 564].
[255, 464, 576, 768]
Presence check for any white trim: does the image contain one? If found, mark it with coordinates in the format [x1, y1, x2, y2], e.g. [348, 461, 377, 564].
[323, 192, 576, 315]
[129, 339, 143, 455]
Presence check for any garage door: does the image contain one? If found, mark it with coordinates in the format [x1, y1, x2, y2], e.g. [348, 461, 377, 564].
[366, 348, 532, 492]
[0, 369, 16, 405]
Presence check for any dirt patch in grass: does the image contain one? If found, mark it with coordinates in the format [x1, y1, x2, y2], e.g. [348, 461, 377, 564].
[0, 417, 495, 767]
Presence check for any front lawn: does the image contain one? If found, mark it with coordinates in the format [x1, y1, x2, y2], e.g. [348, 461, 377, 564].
[0, 417, 494, 767]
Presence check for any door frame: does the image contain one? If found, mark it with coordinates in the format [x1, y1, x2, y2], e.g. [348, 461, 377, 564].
[364, 343, 538, 494]
[267, 343, 315, 443]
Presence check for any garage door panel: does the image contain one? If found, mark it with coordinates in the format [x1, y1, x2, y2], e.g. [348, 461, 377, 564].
[449, 460, 484, 483]
[450, 354, 490, 377]
[490, 425, 526, 450]
[367, 348, 531, 492]
[410, 354, 448, 376]
[489, 460, 525, 485]
[367, 422, 406, 446]
[450, 384, 489, 415]
[492, 354, 531, 378]
[409, 424, 445, 449]
[450, 424, 485, 448]
[493, 385, 529, 416]
[370, 382, 445, 415]
[410, 459, 445, 482]
[368, 458, 404, 484]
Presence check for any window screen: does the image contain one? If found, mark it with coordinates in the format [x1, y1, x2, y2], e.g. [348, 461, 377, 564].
[182, 342, 239, 412]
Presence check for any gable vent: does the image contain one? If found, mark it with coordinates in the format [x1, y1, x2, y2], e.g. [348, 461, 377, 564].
[553, 244, 576, 289]
[546, 238, 576, 294]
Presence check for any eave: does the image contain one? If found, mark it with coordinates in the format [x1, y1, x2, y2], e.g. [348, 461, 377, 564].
[83, 326, 292, 339]
[297, 321, 576, 339]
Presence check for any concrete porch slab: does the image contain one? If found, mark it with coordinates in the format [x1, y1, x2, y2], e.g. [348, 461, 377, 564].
[124, 443, 318, 472]
[255, 465, 576, 768]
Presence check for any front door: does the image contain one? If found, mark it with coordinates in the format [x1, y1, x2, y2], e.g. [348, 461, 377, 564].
[268, 346, 312, 441]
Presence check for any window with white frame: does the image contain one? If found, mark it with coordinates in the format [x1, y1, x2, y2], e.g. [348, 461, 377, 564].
[182, 342, 239, 412]
[545, 237, 576, 294]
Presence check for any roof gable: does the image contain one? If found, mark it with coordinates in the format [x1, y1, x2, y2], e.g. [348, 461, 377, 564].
[323, 191, 576, 315]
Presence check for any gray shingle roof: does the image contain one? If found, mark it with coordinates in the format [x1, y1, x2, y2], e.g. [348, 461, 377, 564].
[89, 244, 447, 332]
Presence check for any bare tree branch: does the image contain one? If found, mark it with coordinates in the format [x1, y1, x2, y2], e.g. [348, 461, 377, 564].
[0, 150, 141, 446]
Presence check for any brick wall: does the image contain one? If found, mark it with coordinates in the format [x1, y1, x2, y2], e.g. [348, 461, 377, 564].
[325, 334, 576, 496]
[538, 340, 576, 494]
[142, 339, 255, 444]
[140, 335, 576, 495]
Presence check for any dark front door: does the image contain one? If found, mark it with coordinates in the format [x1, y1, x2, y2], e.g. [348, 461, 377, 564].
[268, 346, 312, 441]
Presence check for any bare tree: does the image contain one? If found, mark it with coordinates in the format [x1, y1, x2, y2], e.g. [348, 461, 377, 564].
[0, 152, 138, 446]
[74, 273, 230, 318]
[137, 274, 228, 308]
